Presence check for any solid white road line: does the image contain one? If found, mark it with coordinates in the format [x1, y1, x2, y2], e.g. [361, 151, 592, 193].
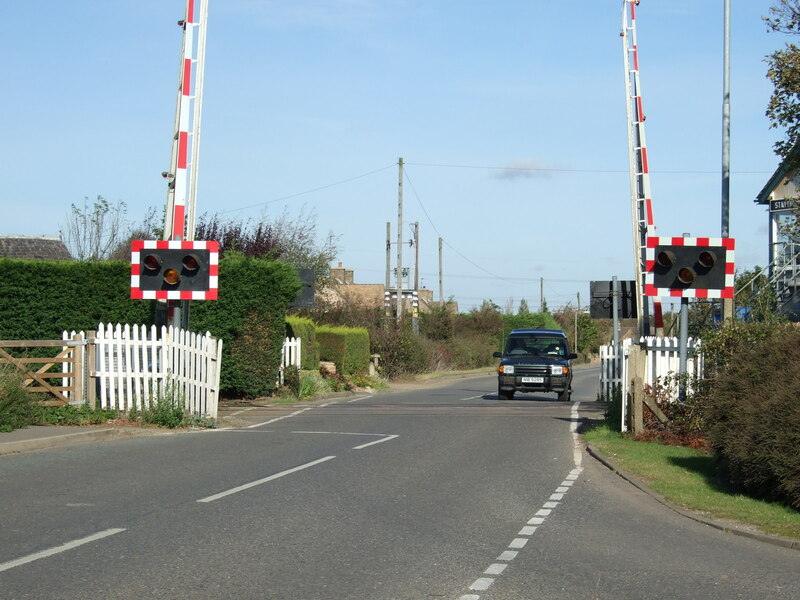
[352, 434, 399, 450]
[0, 528, 126, 574]
[197, 456, 336, 503]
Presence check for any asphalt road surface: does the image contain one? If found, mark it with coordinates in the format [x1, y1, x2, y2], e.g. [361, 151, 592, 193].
[0, 367, 797, 599]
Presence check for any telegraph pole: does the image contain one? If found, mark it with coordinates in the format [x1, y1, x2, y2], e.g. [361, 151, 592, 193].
[396, 158, 404, 323]
[540, 277, 545, 313]
[385, 221, 391, 317]
[438, 237, 444, 305]
[412, 221, 420, 335]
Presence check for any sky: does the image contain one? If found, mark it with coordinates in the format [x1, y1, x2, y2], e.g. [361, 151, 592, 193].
[0, 1, 793, 312]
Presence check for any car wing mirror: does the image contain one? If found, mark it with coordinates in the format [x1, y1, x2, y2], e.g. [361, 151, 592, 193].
[493, 351, 502, 358]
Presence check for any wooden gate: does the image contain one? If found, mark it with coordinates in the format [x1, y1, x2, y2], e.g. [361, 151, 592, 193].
[0, 336, 84, 405]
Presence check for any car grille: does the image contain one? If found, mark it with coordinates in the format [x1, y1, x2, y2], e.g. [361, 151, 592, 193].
[514, 364, 549, 377]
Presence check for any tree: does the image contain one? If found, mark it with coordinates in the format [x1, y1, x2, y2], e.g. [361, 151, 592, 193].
[518, 298, 530, 315]
[765, 1, 800, 157]
[194, 206, 339, 294]
[60, 196, 130, 261]
[107, 207, 163, 261]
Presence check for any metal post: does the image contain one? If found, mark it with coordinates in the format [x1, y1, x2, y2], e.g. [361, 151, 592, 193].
[612, 276, 620, 383]
[679, 297, 689, 402]
[721, 0, 734, 323]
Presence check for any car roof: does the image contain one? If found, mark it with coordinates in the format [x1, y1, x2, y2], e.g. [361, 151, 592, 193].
[508, 329, 567, 337]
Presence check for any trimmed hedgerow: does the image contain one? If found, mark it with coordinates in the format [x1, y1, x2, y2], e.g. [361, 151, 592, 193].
[286, 315, 319, 370]
[0, 259, 150, 339]
[316, 325, 370, 376]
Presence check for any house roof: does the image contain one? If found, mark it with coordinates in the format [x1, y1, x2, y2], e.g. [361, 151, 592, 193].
[755, 143, 800, 205]
[0, 235, 73, 260]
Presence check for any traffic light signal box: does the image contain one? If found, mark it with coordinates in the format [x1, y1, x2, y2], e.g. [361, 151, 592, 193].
[645, 236, 734, 299]
[131, 240, 219, 300]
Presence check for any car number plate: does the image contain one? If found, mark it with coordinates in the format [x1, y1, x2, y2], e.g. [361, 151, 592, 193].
[521, 376, 544, 383]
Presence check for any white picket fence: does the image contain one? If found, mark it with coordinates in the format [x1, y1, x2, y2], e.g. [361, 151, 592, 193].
[62, 323, 223, 419]
[278, 336, 302, 385]
[599, 336, 703, 404]
[58, 326, 304, 419]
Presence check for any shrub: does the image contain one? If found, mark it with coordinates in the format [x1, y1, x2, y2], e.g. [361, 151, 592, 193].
[192, 252, 301, 398]
[0, 367, 37, 432]
[703, 325, 800, 509]
[602, 385, 623, 432]
[370, 321, 429, 378]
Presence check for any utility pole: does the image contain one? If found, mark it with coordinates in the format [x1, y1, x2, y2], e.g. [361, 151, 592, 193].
[575, 292, 580, 353]
[721, 0, 735, 323]
[396, 158, 404, 324]
[438, 237, 444, 305]
[540, 277, 545, 313]
[413, 222, 419, 291]
[385, 221, 391, 317]
[412, 221, 420, 335]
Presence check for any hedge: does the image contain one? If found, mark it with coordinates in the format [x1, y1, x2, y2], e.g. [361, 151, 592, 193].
[0, 259, 150, 339]
[192, 253, 301, 398]
[0, 254, 301, 400]
[286, 315, 319, 370]
[316, 325, 370, 375]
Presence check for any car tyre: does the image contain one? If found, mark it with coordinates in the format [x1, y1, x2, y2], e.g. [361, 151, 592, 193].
[498, 388, 514, 400]
[557, 389, 571, 402]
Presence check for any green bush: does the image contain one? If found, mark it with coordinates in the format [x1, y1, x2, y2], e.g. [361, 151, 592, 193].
[317, 325, 370, 375]
[33, 404, 118, 426]
[192, 253, 301, 398]
[286, 315, 319, 370]
[703, 324, 800, 509]
[370, 321, 429, 378]
[603, 385, 623, 432]
[0, 367, 37, 432]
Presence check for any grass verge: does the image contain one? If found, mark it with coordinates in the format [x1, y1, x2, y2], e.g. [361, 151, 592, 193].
[583, 423, 800, 542]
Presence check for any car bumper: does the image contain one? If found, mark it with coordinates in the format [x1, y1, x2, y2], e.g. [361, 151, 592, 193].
[498, 374, 570, 393]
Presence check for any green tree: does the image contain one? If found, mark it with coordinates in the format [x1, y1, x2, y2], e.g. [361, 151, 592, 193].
[518, 298, 530, 315]
[765, 1, 800, 157]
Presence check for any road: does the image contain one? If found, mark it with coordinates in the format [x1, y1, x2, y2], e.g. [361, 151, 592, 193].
[0, 368, 797, 599]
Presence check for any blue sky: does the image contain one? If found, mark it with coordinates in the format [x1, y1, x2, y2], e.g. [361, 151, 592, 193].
[0, 1, 791, 311]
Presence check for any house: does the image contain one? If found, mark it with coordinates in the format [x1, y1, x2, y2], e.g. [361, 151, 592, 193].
[0, 235, 72, 261]
[755, 145, 800, 319]
[323, 262, 447, 313]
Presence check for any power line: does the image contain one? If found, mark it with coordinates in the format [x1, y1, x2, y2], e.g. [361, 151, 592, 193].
[219, 164, 396, 215]
[405, 161, 771, 175]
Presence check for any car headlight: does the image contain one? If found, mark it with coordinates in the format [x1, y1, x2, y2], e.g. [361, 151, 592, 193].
[551, 366, 568, 375]
[499, 365, 514, 374]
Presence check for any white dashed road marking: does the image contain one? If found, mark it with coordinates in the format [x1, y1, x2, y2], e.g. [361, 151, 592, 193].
[0, 528, 126, 574]
[458, 401, 584, 599]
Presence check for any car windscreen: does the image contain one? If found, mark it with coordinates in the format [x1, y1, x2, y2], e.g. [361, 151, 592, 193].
[505, 336, 567, 357]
